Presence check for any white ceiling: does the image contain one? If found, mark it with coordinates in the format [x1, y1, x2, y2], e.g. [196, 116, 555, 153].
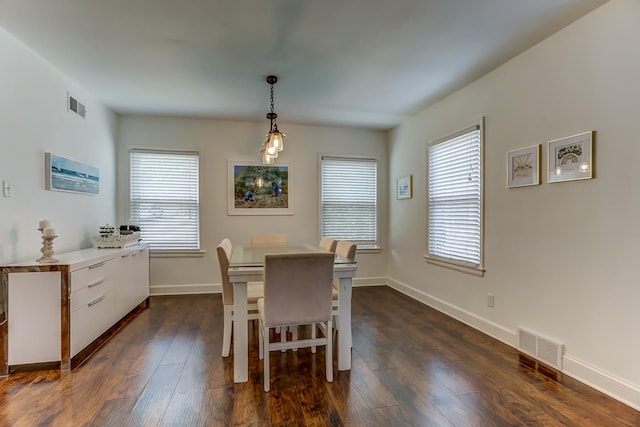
[0, 0, 607, 130]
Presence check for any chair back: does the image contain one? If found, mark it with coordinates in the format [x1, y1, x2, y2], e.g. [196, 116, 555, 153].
[262, 252, 334, 327]
[319, 237, 337, 253]
[335, 240, 357, 261]
[216, 238, 234, 305]
[251, 233, 288, 246]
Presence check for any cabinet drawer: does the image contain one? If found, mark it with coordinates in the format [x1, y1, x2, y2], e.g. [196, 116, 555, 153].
[71, 257, 119, 292]
[70, 291, 115, 356]
[70, 275, 115, 312]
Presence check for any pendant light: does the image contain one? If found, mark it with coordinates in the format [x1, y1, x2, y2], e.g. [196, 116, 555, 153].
[261, 75, 286, 164]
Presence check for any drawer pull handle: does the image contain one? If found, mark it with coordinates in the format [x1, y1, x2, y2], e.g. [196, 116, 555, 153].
[121, 254, 131, 258]
[89, 262, 106, 270]
[88, 279, 104, 288]
[88, 295, 104, 307]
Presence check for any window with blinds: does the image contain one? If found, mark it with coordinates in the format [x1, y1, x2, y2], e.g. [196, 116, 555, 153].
[130, 150, 200, 250]
[321, 157, 377, 247]
[427, 124, 483, 268]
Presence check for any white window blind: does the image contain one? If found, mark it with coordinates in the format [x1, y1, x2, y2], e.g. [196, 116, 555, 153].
[428, 125, 482, 266]
[321, 157, 377, 246]
[130, 150, 200, 250]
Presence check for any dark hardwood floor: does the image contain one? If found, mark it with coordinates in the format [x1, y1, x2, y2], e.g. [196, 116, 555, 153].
[1, 286, 638, 426]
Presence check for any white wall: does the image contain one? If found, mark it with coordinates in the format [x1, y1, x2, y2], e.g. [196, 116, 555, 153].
[388, 0, 640, 409]
[0, 27, 117, 264]
[116, 116, 388, 294]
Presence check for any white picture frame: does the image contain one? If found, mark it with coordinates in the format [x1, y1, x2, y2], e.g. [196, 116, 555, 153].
[45, 152, 99, 195]
[397, 175, 412, 199]
[507, 145, 540, 188]
[227, 160, 293, 215]
[547, 131, 593, 183]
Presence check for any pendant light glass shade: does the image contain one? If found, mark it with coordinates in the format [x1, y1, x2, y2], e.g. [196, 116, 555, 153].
[268, 130, 285, 152]
[265, 138, 278, 156]
[260, 75, 286, 165]
[261, 147, 276, 164]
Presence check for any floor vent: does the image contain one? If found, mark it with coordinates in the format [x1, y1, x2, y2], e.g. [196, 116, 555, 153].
[68, 93, 86, 118]
[517, 327, 564, 370]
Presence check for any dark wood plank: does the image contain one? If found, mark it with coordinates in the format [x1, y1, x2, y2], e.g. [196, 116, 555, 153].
[0, 288, 638, 426]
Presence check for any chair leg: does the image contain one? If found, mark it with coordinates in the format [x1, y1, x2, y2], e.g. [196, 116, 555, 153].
[264, 325, 270, 392]
[222, 305, 233, 357]
[258, 319, 264, 360]
[326, 319, 333, 383]
[281, 325, 286, 352]
[311, 323, 317, 353]
[290, 325, 298, 351]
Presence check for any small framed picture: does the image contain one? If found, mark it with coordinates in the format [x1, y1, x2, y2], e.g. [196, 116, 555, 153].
[45, 152, 99, 195]
[507, 145, 540, 188]
[548, 131, 593, 183]
[397, 175, 412, 199]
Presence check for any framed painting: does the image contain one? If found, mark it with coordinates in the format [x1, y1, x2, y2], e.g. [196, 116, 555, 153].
[547, 131, 593, 183]
[45, 152, 99, 195]
[227, 161, 293, 215]
[397, 175, 412, 199]
[507, 145, 540, 188]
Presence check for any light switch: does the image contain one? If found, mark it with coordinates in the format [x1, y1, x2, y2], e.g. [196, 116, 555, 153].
[3, 180, 13, 197]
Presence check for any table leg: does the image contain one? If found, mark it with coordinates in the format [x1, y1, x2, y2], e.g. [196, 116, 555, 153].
[232, 281, 248, 383]
[337, 276, 352, 371]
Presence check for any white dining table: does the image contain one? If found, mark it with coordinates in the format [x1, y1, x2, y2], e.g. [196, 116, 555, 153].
[227, 243, 358, 383]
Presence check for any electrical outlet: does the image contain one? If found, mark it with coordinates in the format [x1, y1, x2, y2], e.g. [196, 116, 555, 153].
[3, 180, 13, 197]
[487, 293, 494, 308]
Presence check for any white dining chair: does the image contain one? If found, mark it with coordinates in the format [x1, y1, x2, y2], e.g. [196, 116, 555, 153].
[257, 252, 335, 392]
[319, 236, 337, 253]
[331, 240, 356, 339]
[251, 233, 288, 246]
[216, 238, 264, 358]
[335, 240, 357, 262]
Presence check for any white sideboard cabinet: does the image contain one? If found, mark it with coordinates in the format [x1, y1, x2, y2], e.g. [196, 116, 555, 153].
[0, 243, 150, 375]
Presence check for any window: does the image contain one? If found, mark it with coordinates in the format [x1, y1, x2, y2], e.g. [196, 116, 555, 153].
[427, 123, 483, 271]
[130, 149, 200, 250]
[321, 156, 377, 248]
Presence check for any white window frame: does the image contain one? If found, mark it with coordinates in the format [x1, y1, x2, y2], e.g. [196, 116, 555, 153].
[320, 156, 379, 249]
[425, 119, 484, 276]
[129, 149, 201, 254]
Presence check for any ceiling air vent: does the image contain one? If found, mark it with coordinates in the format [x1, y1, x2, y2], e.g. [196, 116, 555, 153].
[67, 93, 86, 118]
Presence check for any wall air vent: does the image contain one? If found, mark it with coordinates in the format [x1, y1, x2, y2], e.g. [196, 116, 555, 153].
[517, 327, 564, 370]
[67, 93, 86, 118]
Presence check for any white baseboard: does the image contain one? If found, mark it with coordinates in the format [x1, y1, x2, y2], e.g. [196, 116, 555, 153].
[563, 356, 640, 411]
[150, 283, 219, 296]
[353, 276, 387, 287]
[386, 277, 515, 346]
[149, 276, 385, 297]
[386, 277, 640, 411]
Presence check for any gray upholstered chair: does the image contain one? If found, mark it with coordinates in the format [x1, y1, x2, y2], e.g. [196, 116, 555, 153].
[250, 233, 288, 246]
[257, 252, 335, 392]
[216, 238, 264, 357]
[319, 236, 337, 253]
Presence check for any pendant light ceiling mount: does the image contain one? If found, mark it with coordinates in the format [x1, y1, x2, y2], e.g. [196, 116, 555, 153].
[260, 74, 286, 165]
